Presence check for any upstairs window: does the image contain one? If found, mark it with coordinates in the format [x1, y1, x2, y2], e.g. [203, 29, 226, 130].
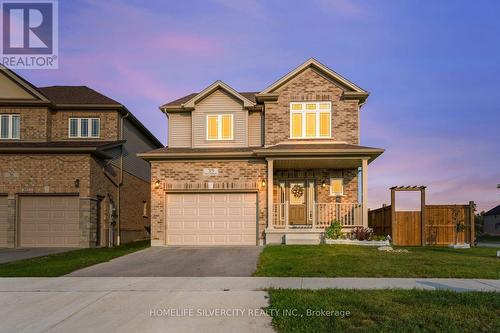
[206, 114, 233, 140]
[290, 102, 331, 139]
[69, 118, 100, 138]
[0, 114, 20, 139]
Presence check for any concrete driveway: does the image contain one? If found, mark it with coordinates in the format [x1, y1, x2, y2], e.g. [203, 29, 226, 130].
[0, 248, 77, 264]
[69, 246, 263, 277]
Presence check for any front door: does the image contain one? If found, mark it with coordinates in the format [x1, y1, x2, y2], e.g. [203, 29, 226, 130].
[289, 181, 308, 225]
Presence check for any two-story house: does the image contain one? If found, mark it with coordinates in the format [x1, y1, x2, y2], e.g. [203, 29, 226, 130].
[0, 65, 162, 248]
[139, 59, 384, 246]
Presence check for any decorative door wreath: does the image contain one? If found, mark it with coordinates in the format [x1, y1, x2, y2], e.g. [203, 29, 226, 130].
[291, 184, 304, 198]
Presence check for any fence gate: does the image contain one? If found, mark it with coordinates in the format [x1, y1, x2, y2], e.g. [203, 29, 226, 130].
[369, 186, 476, 246]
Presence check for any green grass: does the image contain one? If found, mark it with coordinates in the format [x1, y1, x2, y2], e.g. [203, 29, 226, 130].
[0, 240, 149, 277]
[254, 245, 500, 278]
[266, 289, 500, 333]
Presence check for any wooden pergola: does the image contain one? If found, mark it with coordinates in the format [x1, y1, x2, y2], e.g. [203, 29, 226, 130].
[390, 186, 426, 246]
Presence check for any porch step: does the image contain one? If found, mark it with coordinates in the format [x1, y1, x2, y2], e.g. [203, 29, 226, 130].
[285, 233, 321, 245]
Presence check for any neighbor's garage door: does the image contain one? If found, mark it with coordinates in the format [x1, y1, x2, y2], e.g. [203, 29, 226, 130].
[20, 196, 80, 247]
[0, 196, 8, 247]
[166, 193, 257, 245]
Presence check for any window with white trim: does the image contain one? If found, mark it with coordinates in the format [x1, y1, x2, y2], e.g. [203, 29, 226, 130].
[206, 114, 233, 140]
[290, 102, 331, 139]
[0, 114, 20, 139]
[69, 118, 100, 138]
[330, 178, 344, 196]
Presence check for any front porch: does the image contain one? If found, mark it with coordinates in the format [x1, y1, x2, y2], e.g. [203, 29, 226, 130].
[264, 155, 370, 244]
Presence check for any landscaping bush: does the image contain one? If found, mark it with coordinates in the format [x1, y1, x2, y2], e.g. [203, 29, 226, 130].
[371, 235, 387, 241]
[352, 227, 374, 241]
[325, 220, 343, 239]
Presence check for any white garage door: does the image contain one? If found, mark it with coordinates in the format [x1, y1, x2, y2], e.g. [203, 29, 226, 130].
[166, 193, 257, 245]
[0, 196, 8, 247]
[20, 196, 80, 247]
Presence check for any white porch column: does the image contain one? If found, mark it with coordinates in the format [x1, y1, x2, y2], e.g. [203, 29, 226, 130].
[361, 158, 368, 227]
[267, 159, 274, 229]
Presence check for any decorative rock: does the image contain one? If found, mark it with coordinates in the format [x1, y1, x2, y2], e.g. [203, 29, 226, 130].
[378, 246, 393, 252]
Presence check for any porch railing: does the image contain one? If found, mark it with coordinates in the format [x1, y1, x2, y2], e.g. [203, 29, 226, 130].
[272, 202, 362, 229]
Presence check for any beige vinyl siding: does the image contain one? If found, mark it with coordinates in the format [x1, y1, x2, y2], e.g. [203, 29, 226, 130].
[248, 111, 262, 147]
[192, 89, 248, 148]
[168, 112, 192, 148]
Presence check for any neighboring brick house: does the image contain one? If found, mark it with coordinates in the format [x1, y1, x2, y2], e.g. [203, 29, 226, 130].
[0, 65, 162, 248]
[140, 58, 384, 246]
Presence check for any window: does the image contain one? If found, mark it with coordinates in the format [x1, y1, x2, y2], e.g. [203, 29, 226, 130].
[69, 118, 100, 138]
[0, 114, 20, 139]
[206, 114, 233, 140]
[290, 102, 331, 139]
[330, 178, 344, 196]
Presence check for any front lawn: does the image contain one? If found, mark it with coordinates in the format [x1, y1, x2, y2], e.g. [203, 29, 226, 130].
[0, 240, 149, 277]
[254, 245, 500, 278]
[266, 289, 500, 333]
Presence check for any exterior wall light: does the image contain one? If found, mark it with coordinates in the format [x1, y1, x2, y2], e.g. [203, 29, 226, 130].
[74, 179, 80, 188]
[261, 180, 266, 188]
[154, 180, 161, 189]
[322, 180, 327, 188]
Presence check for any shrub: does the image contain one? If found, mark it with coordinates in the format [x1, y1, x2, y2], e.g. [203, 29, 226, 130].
[352, 227, 374, 241]
[325, 220, 343, 239]
[371, 235, 387, 241]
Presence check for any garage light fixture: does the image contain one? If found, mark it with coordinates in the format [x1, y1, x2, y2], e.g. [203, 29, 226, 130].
[154, 180, 161, 189]
[74, 179, 80, 188]
[261, 180, 266, 188]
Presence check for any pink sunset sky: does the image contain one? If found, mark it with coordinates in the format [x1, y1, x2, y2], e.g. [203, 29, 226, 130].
[16, 0, 500, 212]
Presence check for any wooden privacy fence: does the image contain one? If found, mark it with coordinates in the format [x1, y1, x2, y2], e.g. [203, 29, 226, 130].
[369, 204, 475, 246]
[368, 186, 475, 246]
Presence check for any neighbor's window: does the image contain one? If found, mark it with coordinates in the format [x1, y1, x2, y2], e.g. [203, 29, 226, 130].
[69, 118, 100, 138]
[330, 178, 344, 196]
[142, 201, 148, 218]
[206, 114, 233, 140]
[0, 114, 20, 139]
[290, 102, 331, 139]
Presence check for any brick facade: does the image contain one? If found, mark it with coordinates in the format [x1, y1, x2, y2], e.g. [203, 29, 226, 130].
[51, 110, 119, 141]
[264, 67, 360, 146]
[0, 107, 50, 141]
[0, 153, 151, 248]
[150, 159, 267, 245]
[273, 168, 359, 204]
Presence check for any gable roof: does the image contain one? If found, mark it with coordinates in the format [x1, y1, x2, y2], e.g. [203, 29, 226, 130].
[260, 58, 368, 94]
[38, 86, 121, 105]
[0, 65, 162, 148]
[485, 205, 500, 216]
[161, 80, 257, 110]
[0, 64, 50, 101]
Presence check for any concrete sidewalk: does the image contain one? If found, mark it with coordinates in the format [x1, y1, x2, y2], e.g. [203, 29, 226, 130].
[0, 277, 498, 333]
[0, 247, 77, 264]
[0, 277, 499, 293]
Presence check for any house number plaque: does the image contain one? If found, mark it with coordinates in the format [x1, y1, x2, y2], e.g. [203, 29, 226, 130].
[203, 168, 219, 176]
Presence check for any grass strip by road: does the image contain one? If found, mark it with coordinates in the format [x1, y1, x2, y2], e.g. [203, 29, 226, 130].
[254, 245, 500, 279]
[0, 240, 149, 277]
[266, 289, 500, 333]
